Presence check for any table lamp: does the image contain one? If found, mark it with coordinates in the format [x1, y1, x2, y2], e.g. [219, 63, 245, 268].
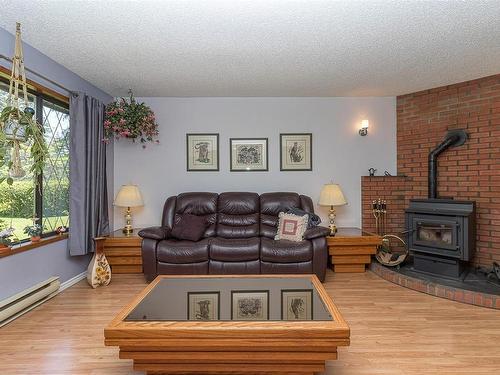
[114, 184, 144, 235]
[319, 183, 347, 236]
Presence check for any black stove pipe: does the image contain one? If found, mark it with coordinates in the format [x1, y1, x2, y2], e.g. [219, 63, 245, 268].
[428, 130, 468, 199]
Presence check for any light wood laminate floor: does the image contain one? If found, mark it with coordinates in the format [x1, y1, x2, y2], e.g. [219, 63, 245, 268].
[1, 271, 499, 375]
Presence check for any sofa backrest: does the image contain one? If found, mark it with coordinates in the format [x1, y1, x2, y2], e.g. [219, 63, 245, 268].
[162, 192, 315, 239]
[162, 192, 218, 238]
[216, 192, 260, 239]
[259, 192, 315, 238]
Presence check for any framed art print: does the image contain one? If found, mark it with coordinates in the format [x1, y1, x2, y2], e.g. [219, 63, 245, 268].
[231, 290, 269, 320]
[230, 138, 268, 171]
[281, 289, 313, 320]
[280, 133, 312, 171]
[186, 133, 219, 171]
[187, 291, 220, 320]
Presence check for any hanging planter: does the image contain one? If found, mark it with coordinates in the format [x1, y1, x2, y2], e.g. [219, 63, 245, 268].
[0, 23, 49, 186]
[104, 90, 159, 147]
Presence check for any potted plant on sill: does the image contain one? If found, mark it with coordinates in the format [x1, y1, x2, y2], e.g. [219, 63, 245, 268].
[0, 226, 16, 250]
[24, 222, 43, 242]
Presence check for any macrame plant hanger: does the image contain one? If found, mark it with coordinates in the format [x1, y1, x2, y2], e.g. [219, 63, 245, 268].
[6, 22, 30, 178]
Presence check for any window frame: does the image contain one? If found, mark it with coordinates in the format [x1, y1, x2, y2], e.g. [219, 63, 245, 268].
[0, 75, 70, 243]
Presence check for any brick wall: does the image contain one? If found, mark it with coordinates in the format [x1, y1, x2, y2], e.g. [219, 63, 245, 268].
[362, 74, 500, 267]
[361, 176, 410, 236]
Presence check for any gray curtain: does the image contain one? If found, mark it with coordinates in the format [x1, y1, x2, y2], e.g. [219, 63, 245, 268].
[68, 92, 110, 256]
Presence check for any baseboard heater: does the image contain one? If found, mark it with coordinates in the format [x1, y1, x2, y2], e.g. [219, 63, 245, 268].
[0, 276, 60, 327]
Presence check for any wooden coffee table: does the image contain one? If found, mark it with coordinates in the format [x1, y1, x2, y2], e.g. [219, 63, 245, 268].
[104, 275, 350, 375]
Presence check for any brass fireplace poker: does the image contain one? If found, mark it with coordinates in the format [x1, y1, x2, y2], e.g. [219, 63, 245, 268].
[372, 199, 387, 236]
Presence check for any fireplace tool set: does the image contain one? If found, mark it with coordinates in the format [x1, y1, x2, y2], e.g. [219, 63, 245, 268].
[372, 199, 387, 236]
[372, 199, 409, 267]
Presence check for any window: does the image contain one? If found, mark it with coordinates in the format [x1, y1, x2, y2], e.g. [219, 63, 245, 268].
[0, 79, 70, 242]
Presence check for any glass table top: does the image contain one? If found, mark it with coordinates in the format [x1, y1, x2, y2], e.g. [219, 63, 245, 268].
[125, 276, 333, 322]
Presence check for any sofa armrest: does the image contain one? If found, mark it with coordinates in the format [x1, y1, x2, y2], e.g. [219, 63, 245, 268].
[311, 236, 328, 282]
[138, 226, 171, 240]
[141, 238, 159, 282]
[303, 226, 330, 240]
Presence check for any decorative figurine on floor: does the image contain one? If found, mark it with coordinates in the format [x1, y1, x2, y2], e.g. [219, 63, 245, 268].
[87, 237, 111, 288]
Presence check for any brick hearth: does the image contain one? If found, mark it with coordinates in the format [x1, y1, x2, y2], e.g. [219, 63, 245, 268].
[371, 262, 500, 310]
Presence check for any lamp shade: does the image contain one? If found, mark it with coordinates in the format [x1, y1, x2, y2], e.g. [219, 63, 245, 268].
[318, 183, 347, 206]
[114, 185, 144, 207]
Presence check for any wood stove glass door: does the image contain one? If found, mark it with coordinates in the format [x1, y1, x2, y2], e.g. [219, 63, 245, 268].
[412, 216, 459, 253]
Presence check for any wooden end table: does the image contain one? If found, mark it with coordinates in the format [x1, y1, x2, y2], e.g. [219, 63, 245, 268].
[327, 227, 382, 273]
[103, 229, 143, 274]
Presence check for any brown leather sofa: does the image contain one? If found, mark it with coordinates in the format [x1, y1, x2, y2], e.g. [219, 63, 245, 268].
[138, 192, 330, 282]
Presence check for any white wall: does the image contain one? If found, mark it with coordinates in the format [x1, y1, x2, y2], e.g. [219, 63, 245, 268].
[113, 97, 396, 230]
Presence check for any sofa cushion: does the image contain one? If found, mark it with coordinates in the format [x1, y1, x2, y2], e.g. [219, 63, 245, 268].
[275, 212, 309, 242]
[260, 192, 301, 238]
[286, 207, 321, 228]
[157, 261, 208, 275]
[175, 192, 218, 237]
[216, 192, 260, 238]
[171, 213, 208, 241]
[209, 260, 260, 274]
[260, 261, 313, 275]
[260, 237, 312, 263]
[157, 238, 209, 264]
[210, 237, 260, 261]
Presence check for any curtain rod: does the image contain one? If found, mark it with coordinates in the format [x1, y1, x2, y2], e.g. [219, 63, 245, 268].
[0, 54, 74, 94]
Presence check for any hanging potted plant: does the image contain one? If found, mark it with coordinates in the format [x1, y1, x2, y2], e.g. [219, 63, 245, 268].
[0, 226, 16, 250]
[104, 90, 159, 147]
[0, 106, 48, 185]
[24, 222, 43, 242]
[0, 23, 49, 186]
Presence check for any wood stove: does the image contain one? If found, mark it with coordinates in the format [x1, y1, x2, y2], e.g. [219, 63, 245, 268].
[406, 199, 476, 278]
[405, 129, 476, 279]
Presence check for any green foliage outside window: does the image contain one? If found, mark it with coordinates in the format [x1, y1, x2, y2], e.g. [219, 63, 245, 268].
[0, 81, 70, 241]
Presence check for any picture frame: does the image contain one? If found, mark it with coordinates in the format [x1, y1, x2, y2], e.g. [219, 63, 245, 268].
[280, 133, 312, 171]
[281, 289, 313, 320]
[186, 133, 219, 171]
[231, 290, 269, 320]
[187, 291, 220, 321]
[230, 138, 268, 172]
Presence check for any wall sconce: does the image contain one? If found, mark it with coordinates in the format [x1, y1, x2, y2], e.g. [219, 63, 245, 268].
[359, 119, 369, 136]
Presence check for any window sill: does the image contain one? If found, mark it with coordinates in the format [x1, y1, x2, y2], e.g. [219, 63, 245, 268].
[0, 233, 69, 259]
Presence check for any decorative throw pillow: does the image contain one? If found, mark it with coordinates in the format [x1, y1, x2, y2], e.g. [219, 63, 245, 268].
[286, 207, 321, 228]
[274, 212, 309, 242]
[171, 214, 208, 241]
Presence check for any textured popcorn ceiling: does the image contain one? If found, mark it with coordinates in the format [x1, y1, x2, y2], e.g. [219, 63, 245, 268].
[0, 0, 499, 97]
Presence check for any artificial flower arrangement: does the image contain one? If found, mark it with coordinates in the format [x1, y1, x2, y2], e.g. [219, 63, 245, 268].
[24, 222, 44, 242]
[103, 90, 159, 147]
